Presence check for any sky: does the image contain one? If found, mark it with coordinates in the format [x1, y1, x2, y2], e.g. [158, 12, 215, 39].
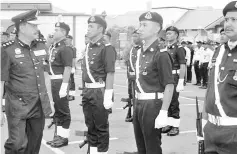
[49, 0, 232, 15]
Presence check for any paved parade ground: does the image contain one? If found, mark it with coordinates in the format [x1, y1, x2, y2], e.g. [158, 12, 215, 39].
[1, 69, 206, 154]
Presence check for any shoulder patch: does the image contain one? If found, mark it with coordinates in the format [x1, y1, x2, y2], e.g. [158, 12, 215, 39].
[2, 40, 15, 48]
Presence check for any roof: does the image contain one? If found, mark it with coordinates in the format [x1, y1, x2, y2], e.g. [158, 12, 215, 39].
[205, 16, 224, 29]
[174, 9, 223, 30]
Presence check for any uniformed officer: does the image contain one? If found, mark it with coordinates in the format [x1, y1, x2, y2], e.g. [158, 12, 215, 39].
[1, 32, 10, 43]
[46, 22, 74, 148]
[192, 41, 204, 86]
[161, 26, 186, 136]
[186, 41, 194, 83]
[1, 9, 53, 154]
[65, 35, 77, 101]
[181, 41, 191, 84]
[81, 15, 116, 154]
[133, 11, 174, 154]
[199, 40, 213, 89]
[220, 28, 229, 45]
[200, 1, 237, 153]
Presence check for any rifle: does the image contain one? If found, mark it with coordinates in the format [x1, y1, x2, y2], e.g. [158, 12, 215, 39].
[196, 96, 205, 154]
[121, 63, 135, 122]
[75, 130, 90, 154]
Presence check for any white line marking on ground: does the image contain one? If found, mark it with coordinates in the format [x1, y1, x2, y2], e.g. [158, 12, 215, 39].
[180, 96, 204, 103]
[68, 137, 118, 145]
[179, 130, 196, 134]
[41, 139, 65, 154]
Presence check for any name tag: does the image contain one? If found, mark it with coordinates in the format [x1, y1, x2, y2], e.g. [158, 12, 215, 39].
[34, 50, 46, 56]
[15, 54, 24, 58]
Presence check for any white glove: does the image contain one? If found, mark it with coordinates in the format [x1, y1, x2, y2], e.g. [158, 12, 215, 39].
[103, 89, 114, 109]
[176, 79, 184, 92]
[71, 67, 76, 74]
[196, 119, 207, 141]
[155, 110, 168, 129]
[59, 83, 68, 98]
[49, 101, 55, 117]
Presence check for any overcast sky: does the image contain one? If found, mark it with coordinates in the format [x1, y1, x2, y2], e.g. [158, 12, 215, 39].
[49, 0, 232, 15]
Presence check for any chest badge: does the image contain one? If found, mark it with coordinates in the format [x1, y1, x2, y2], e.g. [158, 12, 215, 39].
[15, 48, 21, 54]
[142, 71, 147, 75]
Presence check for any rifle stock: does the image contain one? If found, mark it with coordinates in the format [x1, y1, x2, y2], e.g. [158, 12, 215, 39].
[196, 96, 205, 154]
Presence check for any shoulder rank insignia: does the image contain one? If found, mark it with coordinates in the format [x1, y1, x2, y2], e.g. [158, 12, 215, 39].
[36, 38, 46, 43]
[2, 40, 14, 48]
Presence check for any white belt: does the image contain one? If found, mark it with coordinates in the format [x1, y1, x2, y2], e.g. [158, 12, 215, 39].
[136, 92, 163, 100]
[50, 74, 63, 79]
[129, 72, 135, 76]
[172, 70, 180, 74]
[208, 113, 237, 126]
[85, 82, 105, 88]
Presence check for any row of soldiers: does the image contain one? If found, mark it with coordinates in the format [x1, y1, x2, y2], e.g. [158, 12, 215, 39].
[1, 1, 237, 154]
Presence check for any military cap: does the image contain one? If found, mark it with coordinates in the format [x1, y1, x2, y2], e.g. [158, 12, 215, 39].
[203, 40, 212, 45]
[187, 41, 193, 44]
[105, 31, 111, 37]
[181, 41, 187, 44]
[55, 22, 70, 34]
[166, 26, 179, 36]
[88, 16, 107, 30]
[139, 11, 163, 25]
[223, 1, 237, 16]
[1, 32, 9, 36]
[66, 35, 73, 39]
[196, 40, 203, 44]
[11, 9, 40, 24]
[220, 28, 224, 33]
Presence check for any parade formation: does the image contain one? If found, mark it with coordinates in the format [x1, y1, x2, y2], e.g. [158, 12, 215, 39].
[1, 1, 237, 154]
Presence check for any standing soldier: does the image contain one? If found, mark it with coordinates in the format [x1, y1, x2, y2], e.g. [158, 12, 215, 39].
[133, 11, 174, 154]
[81, 15, 116, 154]
[46, 22, 74, 148]
[186, 41, 194, 83]
[1, 9, 54, 154]
[201, 1, 237, 153]
[199, 40, 213, 89]
[220, 28, 229, 45]
[162, 26, 186, 136]
[65, 35, 77, 101]
[192, 41, 203, 86]
[1, 32, 10, 43]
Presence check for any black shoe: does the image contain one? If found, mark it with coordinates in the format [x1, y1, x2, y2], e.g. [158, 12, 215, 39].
[125, 116, 133, 122]
[161, 125, 173, 133]
[200, 85, 207, 89]
[46, 135, 60, 145]
[167, 127, 179, 136]
[67, 95, 75, 101]
[50, 136, 68, 148]
[197, 83, 201, 86]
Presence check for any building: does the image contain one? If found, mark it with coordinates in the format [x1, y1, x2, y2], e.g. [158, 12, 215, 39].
[173, 7, 224, 42]
[1, 0, 90, 55]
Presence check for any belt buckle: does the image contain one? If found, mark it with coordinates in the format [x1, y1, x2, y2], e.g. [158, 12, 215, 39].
[214, 116, 220, 126]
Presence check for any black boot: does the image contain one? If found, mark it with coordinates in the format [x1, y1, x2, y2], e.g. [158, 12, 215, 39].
[161, 125, 173, 133]
[50, 136, 69, 148]
[167, 127, 179, 136]
[46, 135, 60, 145]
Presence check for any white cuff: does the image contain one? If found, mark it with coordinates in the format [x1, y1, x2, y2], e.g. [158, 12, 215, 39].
[159, 110, 168, 116]
[60, 83, 68, 91]
[167, 117, 180, 127]
[104, 89, 113, 100]
[58, 127, 70, 138]
[2, 99, 5, 106]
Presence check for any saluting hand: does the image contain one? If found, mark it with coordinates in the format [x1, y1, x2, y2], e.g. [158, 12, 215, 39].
[155, 110, 168, 129]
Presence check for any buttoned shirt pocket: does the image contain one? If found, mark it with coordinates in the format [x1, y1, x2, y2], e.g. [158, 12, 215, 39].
[11, 57, 32, 74]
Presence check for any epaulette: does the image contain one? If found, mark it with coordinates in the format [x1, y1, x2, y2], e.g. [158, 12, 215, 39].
[160, 47, 167, 52]
[35, 38, 46, 43]
[105, 43, 111, 47]
[2, 40, 15, 48]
